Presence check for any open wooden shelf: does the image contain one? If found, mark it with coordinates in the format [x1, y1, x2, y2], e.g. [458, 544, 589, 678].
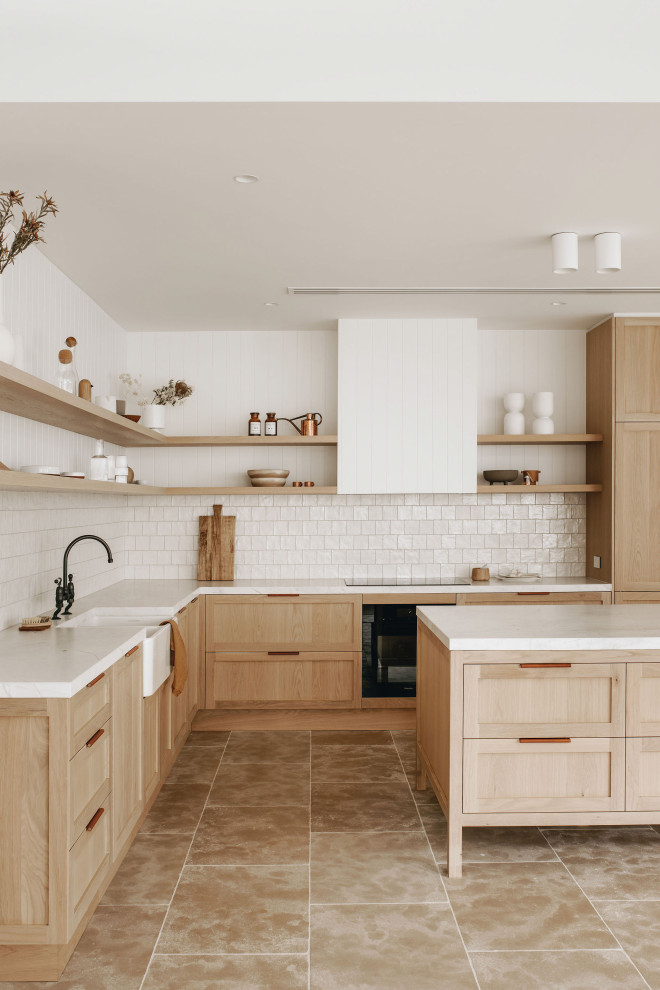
[477, 483, 603, 493]
[0, 471, 336, 496]
[477, 434, 603, 445]
[140, 434, 338, 447]
[165, 486, 338, 495]
[0, 362, 167, 447]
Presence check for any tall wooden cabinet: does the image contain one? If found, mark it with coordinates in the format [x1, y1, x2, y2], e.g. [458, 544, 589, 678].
[586, 316, 660, 593]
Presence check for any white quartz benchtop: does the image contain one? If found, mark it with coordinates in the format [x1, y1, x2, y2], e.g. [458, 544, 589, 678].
[0, 577, 611, 699]
[417, 603, 660, 651]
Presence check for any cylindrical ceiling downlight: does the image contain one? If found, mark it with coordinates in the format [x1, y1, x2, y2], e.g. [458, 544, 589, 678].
[551, 232, 578, 274]
[595, 232, 622, 274]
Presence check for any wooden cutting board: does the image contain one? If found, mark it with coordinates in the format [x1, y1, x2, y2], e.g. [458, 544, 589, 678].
[197, 516, 213, 580]
[219, 514, 236, 581]
[211, 505, 224, 580]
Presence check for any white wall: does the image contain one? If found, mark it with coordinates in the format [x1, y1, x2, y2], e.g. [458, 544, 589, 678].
[126, 330, 338, 488]
[477, 329, 587, 484]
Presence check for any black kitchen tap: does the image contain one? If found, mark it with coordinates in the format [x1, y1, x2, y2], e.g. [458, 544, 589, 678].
[52, 535, 113, 620]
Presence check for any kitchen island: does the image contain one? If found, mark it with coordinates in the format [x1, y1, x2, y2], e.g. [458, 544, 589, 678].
[416, 603, 660, 877]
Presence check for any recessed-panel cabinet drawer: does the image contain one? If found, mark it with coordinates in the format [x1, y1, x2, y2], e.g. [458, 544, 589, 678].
[461, 592, 607, 605]
[626, 737, 660, 811]
[210, 652, 360, 708]
[463, 662, 625, 738]
[463, 738, 625, 814]
[69, 718, 111, 847]
[206, 595, 361, 652]
[68, 797, 112, 934]
[627, 663, 660, 736]
[69, 670, 111, 758]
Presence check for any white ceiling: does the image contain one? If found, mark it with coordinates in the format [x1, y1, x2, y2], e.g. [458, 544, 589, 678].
[1, 102, 660, 332]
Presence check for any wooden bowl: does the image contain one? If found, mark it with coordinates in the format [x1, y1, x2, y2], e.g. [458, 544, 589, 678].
[121, 414, 141, 423]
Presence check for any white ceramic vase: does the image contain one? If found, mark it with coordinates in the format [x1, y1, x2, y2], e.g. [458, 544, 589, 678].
[503, 392, 525, 435]
[141, 404, 166, 432]
[532, 391, 554, 435]
[0, 281, 16, 365]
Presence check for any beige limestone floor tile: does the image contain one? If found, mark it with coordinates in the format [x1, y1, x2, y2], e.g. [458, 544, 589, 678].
[470, 949, 648, 990]
[413, 783, 447, 809]
[142, 954, 308, 990]
[311, 744, 406, 782]
[311, 831, 446, 903]
[543, 826, 660, 899]
[311, 782, 421, 832]
[157, 864, 309, 954]
[311, 730, 395, 747]
[189, 804, 310, 864]
[310, 903, 477, 990]
[596, 900, 660, 989]
[425, 823, 558, 866]
[209, 762, 310, 806]
[140, 780, 210, 834]
[166, 746, 223, 783]
[3, 905, 166, 990]
[101, 834, 192, 904]
[446, 863, 616, 951]
[186, 729, 230, 747]
[222, 730, 310, 763]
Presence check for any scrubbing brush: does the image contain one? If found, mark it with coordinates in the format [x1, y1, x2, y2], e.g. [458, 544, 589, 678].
[19, 615, 52, 631]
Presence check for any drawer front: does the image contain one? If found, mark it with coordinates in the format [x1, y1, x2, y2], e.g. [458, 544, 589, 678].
[463, 738, 625, 814]
[627, 663, 660, 735]
[70, 670, 111, 758]
[461, 592, 607, 605]
[627, 737, 660, 811]
[616, 593, 660, 604]
[143, 691, 160, 804]
[69, 718, 112, 847]
[68, 797, 112, 934]
[464, 663, 625, 738]
[210, 652, 360, 708]
[206, 595, 361, 652]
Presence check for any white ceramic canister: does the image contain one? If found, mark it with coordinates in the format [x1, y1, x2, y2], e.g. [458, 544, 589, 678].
[503, 392, 525, 435]
[532, 391, 554, 434]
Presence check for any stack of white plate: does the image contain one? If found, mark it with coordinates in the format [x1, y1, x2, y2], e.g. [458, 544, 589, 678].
[247, 469, 290, 487]
[20, 465, 62, 476]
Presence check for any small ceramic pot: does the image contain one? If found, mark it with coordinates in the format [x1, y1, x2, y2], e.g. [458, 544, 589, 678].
[141, 404, 166, 431]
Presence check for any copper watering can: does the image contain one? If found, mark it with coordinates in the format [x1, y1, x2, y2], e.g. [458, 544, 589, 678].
[279, 412, 323, 436]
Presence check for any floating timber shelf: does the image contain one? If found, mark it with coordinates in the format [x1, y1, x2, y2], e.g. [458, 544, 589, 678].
[476, 484, 603, 493]
[477, 434, 603, 445]
[0, 362, 166, 447]
[140, 435, 338, 447]
[165, 486, 339, 495]
[0, 471, 337, 496]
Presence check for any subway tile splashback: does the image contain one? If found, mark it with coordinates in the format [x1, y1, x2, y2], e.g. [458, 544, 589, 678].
[127, 491, 586, 582]
[0, 490, 585, 631]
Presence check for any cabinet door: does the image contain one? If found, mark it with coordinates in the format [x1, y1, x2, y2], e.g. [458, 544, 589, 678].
[159, 672, 174, 776]
[463, 738, 625, 813]
[459, 592, 608, 606]
[170, 608, 189, 752]
[627, 663, 660, 736]
[206, 595, 361, 652]
[337, 318, 477, 493]
[627, 738, 660, 810]
[142, 692, 160, 805]
[464, 662, 625, 739]
[615, 423, 660, 590]
[210, 652, 360, 708]
[186, 598, 200, 719]
[112, 647, 143, 858]
[615, 318, 660, 420]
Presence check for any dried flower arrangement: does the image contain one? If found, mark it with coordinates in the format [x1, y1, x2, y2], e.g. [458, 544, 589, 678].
[119, 372, 149, 406]
[152, 379, 194, 406]
[0, 190, 58, 274]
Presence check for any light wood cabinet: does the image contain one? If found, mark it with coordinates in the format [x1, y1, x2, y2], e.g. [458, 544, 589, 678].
[457, 591, 610, 606]
[142, 692, 160, 804]
[69, 670, 111, 758]
[68, 797, 112, 933]
[463, 737, 625, 814]
[206, 594, 361, 652]
[627, 662, 660, 736]
[206, 595, 362, 710]
[210, 652, 360, 708]
[111, 646, 143, 859]
[615, 318, 660, 421]
[186, 597, 200, 720]
[463, 662, 625, 739]
[69, 719, 111, 847]
[626, 737, 660, 811]
[615, 422, 660, 591]
[170, 606, 189, 751]
[159, 671, 175, 777]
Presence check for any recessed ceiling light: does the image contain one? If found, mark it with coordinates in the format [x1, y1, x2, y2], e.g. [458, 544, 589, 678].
[550, 301, 567, 306]
[234, 174, 258, 184]
[264, 302, 278, 307]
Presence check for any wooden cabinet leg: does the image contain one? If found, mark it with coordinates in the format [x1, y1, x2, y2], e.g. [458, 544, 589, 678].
[447, 818, 463, 878]
[415, 746, 427, 790]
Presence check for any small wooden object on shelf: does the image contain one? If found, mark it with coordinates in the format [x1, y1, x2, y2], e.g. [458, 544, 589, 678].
[78, 379, 92, 401]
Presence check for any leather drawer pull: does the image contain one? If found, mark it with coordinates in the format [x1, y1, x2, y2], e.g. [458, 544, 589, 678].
[267, 593, 300, 597]
[517, 592, 550, 596]
[191, 597, 199, 604]
[178, 606, 187, 614]
[86, 672, 105, 688]
[520, 663, 572, 669]
[86, 807, 105, 831]
[267, 651, 300, 656]
[86, 728, 105, 748]
[126, 645, 139, 656]
[519, 737, 571, 744]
